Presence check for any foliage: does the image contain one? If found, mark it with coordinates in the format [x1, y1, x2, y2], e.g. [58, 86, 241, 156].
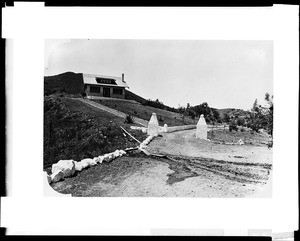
[229, 123, 238, 132]
[178, 102, 222, 124]
[247, 93, 273, 136]
[158, 115, 164, 123]
[223, 113, 231, 123]
[237, 117, 246, 126]
[124, 114, 135, 124]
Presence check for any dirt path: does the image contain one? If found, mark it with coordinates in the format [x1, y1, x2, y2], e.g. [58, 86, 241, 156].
[76, 98, 149, 127]
[51, 153, 272, 197]
[50, 129, 272, 197]
[147, 129, 272, 165]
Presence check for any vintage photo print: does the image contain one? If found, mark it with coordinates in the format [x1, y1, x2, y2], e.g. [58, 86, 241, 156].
[44, 39, 273, 198]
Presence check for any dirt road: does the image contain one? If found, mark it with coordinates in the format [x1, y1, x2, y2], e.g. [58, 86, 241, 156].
[148, 129, 272, 165]
[51, 129, 272, 197]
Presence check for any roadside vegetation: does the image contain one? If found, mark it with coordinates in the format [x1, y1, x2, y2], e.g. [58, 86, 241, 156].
[44, 93, 147, 170]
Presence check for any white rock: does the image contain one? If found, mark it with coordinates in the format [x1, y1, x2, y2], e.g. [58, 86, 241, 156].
[93, 157, 99, 163]
[51, 160, 76, 178]
[51, 170, 64, 183]
[140, 143, 147, 149]
[89, 159, 97, 166]
[163, 124, 168, 132]
[80, 158, 91, 168]
[109, 153, 115, 160]
[120, 150, 126, 155]
[153, 133, 158, 137]
[113, 150, 120, 157]
[238, 139, 244, 145]
[74, 161, 83, 172]
[103, 154, 110, 162]
[98, 155, 104, 163]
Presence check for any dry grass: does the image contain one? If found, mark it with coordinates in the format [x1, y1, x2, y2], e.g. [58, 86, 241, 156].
[44, 94, 147, 170]
[92, 99, 196, 126]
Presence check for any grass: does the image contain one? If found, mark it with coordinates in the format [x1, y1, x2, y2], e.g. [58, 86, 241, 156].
[92, 99, 196, 126]
[44, 94, 147, 171]
[208, 128, 271, 146]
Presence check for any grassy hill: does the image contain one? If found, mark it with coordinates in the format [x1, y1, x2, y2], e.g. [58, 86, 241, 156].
[43, 71, 249, 127]
[44, 72, 84, 95]
[92, 99, 196, 126]
[44, 72, 178, 112]
[217, 108, 251, 119]
[44, 94, 147, 170]
[125, 89, 147, 104]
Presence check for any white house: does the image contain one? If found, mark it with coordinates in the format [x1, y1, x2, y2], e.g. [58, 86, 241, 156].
[83, 73, 129, 99]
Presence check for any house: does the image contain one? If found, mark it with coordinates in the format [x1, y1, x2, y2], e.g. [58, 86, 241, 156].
[83, 73, 129, 99]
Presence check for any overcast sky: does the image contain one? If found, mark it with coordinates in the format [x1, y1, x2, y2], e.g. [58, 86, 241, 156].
[45, 39, 273, 110]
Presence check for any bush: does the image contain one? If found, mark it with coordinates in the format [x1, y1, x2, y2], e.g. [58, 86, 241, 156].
[237, 117, 245, 126]
[229, 124, 238, 132]
[124, 114, 135, 124]
[158, 115, 164, 123]
[240, 127, 245, 132]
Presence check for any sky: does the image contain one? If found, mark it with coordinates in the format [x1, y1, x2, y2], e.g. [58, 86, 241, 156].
[45, 39, 273, 111]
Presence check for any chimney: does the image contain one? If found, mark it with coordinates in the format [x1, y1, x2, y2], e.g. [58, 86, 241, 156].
[122, 73, 125, 83]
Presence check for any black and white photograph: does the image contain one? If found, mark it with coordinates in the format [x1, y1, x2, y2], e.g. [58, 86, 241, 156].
[44, 39, 273, 197]
[2, 4, 298, 237]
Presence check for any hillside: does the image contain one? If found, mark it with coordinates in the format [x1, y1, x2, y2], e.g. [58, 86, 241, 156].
[125, 89, 147, 104]
[91, 99, 196, 126]
[217, 108, 251, 119]
[44, 94, 147, 170]
[43, 71, 249, 124]
[44, 72, 84, 95]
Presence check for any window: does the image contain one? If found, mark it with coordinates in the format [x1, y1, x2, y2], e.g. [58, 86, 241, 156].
[113, 88, 123, 95]
[96, 77, 117, 85]
[90, 86, 100, 93]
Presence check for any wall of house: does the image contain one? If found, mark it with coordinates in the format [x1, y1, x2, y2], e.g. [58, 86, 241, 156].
[85, 85, 125, 99]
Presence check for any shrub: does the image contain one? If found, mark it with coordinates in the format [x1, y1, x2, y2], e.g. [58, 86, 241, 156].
[267, 140, 273, 148]
[240, 127, 245, 132]
[124, 114, 135, 124]
[229, 124, 238, 132]
[237, 117, 245, 126]
[81, 92, 86, 98]
[158, 115, 164, 123]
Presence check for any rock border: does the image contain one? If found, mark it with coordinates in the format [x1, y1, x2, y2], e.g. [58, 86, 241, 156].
[48, 149, 127, 184]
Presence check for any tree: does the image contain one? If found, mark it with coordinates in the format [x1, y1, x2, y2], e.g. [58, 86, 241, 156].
[223, 113, 230, 123]
[212, 109, 220, 123]
[187, 109, 197, 124]
[265, 93, 274, 136]
[248, 94, 273, 135]
[178, 105, 186, 124]
[237, 117, 245, 126]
